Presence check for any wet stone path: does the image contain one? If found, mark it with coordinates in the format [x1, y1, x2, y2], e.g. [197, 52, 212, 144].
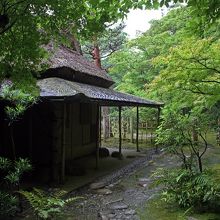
[64, 151, 178, 220]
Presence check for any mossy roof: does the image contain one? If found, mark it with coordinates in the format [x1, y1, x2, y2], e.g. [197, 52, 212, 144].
[37, 77, 163, 108]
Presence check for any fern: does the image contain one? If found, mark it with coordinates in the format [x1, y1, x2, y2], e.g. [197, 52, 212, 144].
[19, 188, 82, 219]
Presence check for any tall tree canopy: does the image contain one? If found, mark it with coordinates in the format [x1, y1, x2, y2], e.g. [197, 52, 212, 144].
[0, 0, 220, 95]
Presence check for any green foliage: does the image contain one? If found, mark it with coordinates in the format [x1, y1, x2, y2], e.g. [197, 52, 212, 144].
[0, 157, 32, 187]
[0, 191, 18, 217]
[0, 79, 37, 122]
[109, 7, 190, 95]
[152, 168, 220, 211]
[155, 104, 212, 172]
[0, 157, 32, 217]
[19, 188, 81, 220]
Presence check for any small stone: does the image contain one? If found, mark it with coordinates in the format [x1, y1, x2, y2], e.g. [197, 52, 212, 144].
[138, 178, 149, 187]
[188, 217, 199, 220]
[138, 183, 147, 187]
[116, 214, 122, 219]
[99, 212, 109, 220]
[90, 182, 106, 190]
[96, 188, 112, 195]
[125, 209, 136, 215]
[138, 178, 149, 182]
[107, 184, 114, 188]
[111, 204, 128, 210]
[148, 160, 155, 165]
[108, 214, 116, 218]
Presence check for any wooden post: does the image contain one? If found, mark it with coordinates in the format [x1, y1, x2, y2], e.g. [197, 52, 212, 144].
[99, 106, 102, 149]
[155, 107, 161, 153]
[119, 106, 122, 156]
[96, 104, 100, 169]
[130, 115, 134, 143]
[61, 103, 67, 184]
[136, 106, 140, 152]
[145, 122, 148, 144]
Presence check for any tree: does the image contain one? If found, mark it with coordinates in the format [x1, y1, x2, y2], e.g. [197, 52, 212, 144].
[81, 23, 128, 68]
[109, 6, 190, 95]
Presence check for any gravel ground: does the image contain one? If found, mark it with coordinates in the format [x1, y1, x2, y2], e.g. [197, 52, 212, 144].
[63, 149, 178, 220]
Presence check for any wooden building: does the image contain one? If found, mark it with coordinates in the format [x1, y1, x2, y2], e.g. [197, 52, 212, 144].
[0, 44, 162, 183]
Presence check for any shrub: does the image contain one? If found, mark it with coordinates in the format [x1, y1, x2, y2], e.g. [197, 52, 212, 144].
[0, 191, 18, 217]
[152, 168, 220, 211]
[19, 188, 82, 220]
[0, 157, 32, 217]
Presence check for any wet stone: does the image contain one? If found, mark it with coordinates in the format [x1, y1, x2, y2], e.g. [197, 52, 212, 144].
[125, 209, 136, 215]
[99, 212, 109, 220]
[111, 204, 128, 210]
[138, 178, 149, 182]
[90, 182, 106, 190]
[96, 188, 112, 195]
[188, 217, 199, 220]
[108, 213, 116, 218]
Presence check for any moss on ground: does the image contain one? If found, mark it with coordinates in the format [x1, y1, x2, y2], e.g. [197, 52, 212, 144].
[138, 131, 220, 220]
[138, 197, 220, 220]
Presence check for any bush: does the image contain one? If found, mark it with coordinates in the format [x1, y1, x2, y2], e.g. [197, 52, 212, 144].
[0, 157, 32, 218]
[0, 191, 18, 217]
[152, 168, 220, 211]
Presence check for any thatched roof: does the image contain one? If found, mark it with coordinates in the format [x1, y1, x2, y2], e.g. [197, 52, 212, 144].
[37, 77, 163, 108]
[43, 44, 114, 88]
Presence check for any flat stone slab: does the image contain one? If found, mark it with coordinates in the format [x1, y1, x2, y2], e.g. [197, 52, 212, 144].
[188, 217, 199, 220]
[96, 188, 112, 195]
[110, 204, 128, 210]
[138, 178, 150, 182]
[90, 182, 106, 190]
[125, 209, 136, 215]
[138, 178, 150, 187]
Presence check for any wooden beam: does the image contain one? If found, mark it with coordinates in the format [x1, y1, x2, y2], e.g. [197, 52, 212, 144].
[136, 106, 140, 152]
[119, 106, 122, 156]
[96, 104, 100, 169]
[61, 103, 67, 184]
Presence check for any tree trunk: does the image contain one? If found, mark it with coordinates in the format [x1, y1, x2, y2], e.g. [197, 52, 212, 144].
[198, 156, 203, 173]
[91, 37, 111, 141]
[192, 119, 198, 143]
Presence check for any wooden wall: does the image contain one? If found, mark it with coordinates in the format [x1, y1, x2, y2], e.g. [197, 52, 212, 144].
[0, 100, 98, 183]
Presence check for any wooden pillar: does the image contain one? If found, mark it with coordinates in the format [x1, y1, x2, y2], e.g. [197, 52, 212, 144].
[96, 104, 100, 169]
[155, 107, 161, 153]
[130, 115, 134, 143]
[119, 106, 122, 156]
[99, 106, 102, 149]
[61, 103, 67, 184]
[136, 106, 140, 152]
[145, 121, 148, 144]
